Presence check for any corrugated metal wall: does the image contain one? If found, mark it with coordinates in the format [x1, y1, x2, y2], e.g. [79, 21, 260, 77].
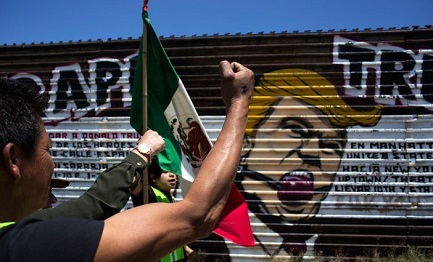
[1, 26, 433, 260]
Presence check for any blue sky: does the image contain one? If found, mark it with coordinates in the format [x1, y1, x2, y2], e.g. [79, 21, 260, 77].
[0, 0, 432, 45]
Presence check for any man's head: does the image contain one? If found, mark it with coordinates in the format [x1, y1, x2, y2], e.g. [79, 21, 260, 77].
[0, 78, 47, 158]
[0, 78, 54, 221]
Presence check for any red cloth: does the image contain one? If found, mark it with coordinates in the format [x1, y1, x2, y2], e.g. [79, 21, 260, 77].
[213, 184, 255, 247]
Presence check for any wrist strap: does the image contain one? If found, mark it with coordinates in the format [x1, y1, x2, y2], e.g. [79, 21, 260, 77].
[133, 145, 153, 163]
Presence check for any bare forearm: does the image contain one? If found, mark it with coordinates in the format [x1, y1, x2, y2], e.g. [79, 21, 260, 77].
[184, 102, 248, 218]
[183, 61, 254, 229]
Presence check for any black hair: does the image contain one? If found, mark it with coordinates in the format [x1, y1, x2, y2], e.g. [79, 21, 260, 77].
[148, 156, 163, 187]
[0, 78, 49, 159]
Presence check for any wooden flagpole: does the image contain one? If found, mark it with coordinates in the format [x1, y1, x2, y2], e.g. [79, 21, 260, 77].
[142, 1, 149, 205]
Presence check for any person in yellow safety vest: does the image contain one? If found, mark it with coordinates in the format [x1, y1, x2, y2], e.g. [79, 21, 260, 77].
[132, 157, 204, 262]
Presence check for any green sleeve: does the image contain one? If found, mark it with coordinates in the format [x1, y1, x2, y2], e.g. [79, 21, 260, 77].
[28, 153, 148, 220]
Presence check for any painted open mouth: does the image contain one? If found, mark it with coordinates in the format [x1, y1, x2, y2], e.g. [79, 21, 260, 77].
[277, 170, 314, 203]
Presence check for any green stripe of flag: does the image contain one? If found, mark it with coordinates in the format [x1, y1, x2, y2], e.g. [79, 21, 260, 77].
[130, 10, 182, 175]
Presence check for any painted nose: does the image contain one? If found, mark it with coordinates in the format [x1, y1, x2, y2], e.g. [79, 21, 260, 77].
[300, 138, 321, 156]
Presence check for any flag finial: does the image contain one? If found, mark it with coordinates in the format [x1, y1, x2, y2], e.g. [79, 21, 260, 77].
[144, 0, 149, 12]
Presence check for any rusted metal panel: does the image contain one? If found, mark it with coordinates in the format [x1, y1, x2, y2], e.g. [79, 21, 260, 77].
[1, 26, 433, 260]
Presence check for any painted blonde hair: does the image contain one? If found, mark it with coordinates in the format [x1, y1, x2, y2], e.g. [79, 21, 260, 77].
[246, 69, 382, 136]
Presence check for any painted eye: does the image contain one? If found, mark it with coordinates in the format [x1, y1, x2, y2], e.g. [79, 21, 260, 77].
[281, 120, 308, 138]
[287, 125, 307, 138]
[320, 140, 343, 155]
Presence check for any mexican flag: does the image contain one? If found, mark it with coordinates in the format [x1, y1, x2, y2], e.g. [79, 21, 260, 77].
[130, 4, 254, 247]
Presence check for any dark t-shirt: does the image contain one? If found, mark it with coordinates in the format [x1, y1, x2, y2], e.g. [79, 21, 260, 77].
[0, 217, 103, 262]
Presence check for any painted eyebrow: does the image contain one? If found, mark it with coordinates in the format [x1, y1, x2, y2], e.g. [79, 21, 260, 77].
[278, 116, 313, 129]
[280, 116, 345, 143]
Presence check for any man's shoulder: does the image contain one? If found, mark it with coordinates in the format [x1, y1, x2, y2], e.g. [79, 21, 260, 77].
[0, 218, 38, 238]
[0, 217, 104, 261]
[1, 217, 103, 244]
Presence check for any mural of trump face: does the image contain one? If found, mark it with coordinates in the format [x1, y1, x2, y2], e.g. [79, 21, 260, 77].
[237, 69, 381, 223]
[241, 96, 346, 221]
